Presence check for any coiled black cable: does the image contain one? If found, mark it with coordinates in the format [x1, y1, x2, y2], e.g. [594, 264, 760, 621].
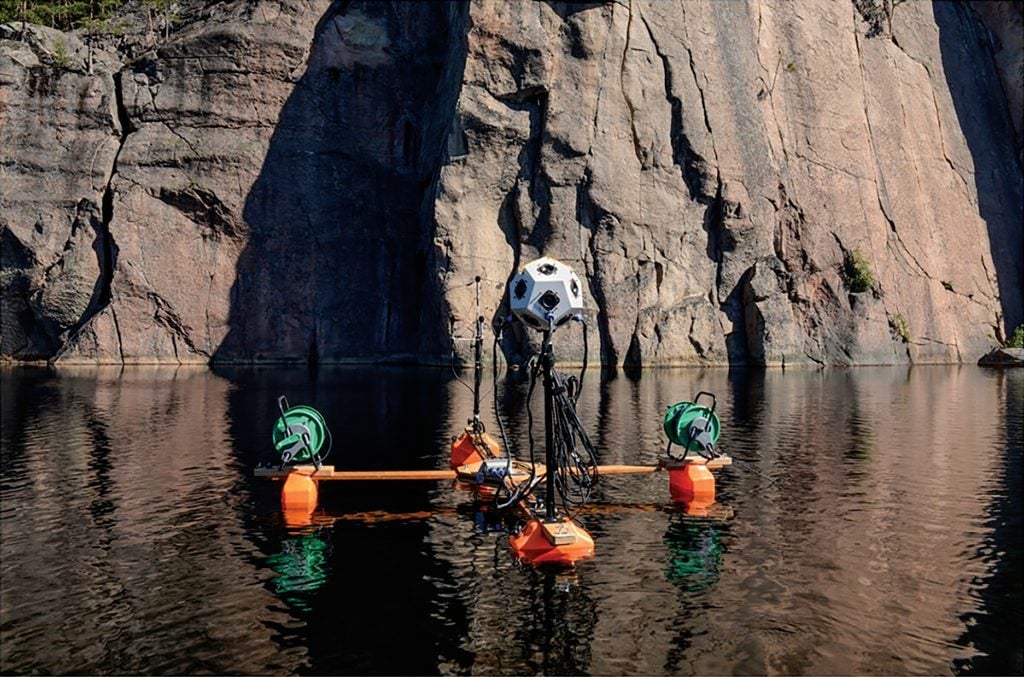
[491, 317, 599, 513]
[547, 364, 599, 509]
[492, 321, 541, 509]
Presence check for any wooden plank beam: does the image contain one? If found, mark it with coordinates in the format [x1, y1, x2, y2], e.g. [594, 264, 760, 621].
[253, 455, 731, 480]
[254, 466, 457, 480]
[661, 455, 732, 470]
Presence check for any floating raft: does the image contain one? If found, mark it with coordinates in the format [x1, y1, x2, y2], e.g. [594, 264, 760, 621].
[253, 455, 731, 480]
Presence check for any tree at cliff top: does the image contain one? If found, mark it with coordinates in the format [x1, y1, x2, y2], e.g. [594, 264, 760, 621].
[1, 0, 180, 42]
[0, 0, 120, 31]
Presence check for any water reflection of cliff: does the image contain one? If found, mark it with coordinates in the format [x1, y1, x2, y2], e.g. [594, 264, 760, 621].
[0, 366, 298, 674]
[681, 367, 1013, 675]
[420, 366, 1017, 674]
[1, 366, 1017, 674]
[954, 369, 1023, 676]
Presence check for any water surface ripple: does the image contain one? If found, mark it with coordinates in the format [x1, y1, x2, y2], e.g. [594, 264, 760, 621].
[1, 366, 1020, 675]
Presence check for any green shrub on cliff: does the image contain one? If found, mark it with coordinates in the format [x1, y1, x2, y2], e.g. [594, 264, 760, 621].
[854, 0, 907, 38]
[890, 314, 910, 343]
[1007, 325, 1024, 349]
[845, 249, 874, 294]
[50, 35, 70, 67]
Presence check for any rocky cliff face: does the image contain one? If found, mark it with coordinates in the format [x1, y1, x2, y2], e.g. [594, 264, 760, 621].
[2, 0, 1021, 366]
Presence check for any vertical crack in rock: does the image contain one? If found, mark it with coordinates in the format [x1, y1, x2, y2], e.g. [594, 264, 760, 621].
[978, 254, 1005, 342]
[675, 2, 733, 355]
[931, 83, 972, 192]
[576, 170, 617, 366]
[493, 86, 551, 304]
[103, 70, 130, 308]
[890, 32, 972, 191]
[110, 306, 125, 364]
[590, 238, 615, 366]
[519, 90, 552, 253]
[56, 69, 132, 363]
[755, 2, 790, 166]
[851, 11, 930, 283]
[678, 2, 716, 150]
[623, 332, 642, 370]
[687, 314, 706, 358]
[619, 0, 645, 168]
[150, 289, 209, 361]
[498, 186, 524, 273]
[573, 6, 619, 365]
[706, 173, 726, 303]
[101, 72, 129, 364]
[623, 266, 643, 368]
[641, 12, 716, 202]
[585, 6, 617, 157]
[706, 176, 753, 363]
[685, 49, 713, 140]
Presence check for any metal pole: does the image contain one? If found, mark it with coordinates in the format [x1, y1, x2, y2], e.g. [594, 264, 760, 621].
[473, 315, 483, 431]
[472, 276, 483, 433]
[543, 328, 556, 522]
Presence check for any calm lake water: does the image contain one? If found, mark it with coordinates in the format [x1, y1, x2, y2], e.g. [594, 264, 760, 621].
[1, 365, 1021, 675]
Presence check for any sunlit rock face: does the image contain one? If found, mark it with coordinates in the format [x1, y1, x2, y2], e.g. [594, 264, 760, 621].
[2, 0, 1021, 366]
[0, 26, 122, 360]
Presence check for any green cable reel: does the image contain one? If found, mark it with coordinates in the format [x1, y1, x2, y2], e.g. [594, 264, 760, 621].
[663, 391, 720, 458]
[272, 396, 330, 466]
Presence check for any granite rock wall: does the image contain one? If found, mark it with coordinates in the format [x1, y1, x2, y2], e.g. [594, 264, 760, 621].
[2, 0, 1021, 366]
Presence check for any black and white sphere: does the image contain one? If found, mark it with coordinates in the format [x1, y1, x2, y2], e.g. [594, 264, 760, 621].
[509, 257, 585, 331]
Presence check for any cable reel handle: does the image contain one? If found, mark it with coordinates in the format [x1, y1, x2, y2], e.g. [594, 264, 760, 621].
[302, 431, 322, 470]
[693, 391, 717, 413]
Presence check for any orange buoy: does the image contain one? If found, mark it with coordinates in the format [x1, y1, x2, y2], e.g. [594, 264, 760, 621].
[509, 518, 595, 566]
[669, 463, 715, 503]
[282, 472, 318, 515]
[449, 429, 501, 469]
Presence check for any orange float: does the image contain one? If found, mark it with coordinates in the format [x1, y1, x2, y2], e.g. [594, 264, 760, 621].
[449, 428, 502, 469]
[509, 518, 595, 566]
[281, 472, 318, 515]
[669, 463, 716, 503]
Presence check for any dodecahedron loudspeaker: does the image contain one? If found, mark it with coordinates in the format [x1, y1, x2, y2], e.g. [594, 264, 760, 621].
[509, 257, 584, 331]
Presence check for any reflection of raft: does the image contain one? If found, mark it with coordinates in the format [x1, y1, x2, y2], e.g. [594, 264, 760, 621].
[664, 519, 724, 590]
[268, 532, 331, 611]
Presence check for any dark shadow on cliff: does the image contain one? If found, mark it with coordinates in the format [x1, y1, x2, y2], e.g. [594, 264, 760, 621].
[935, 2, 1024, 339]
[214, 2, 469, 364]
